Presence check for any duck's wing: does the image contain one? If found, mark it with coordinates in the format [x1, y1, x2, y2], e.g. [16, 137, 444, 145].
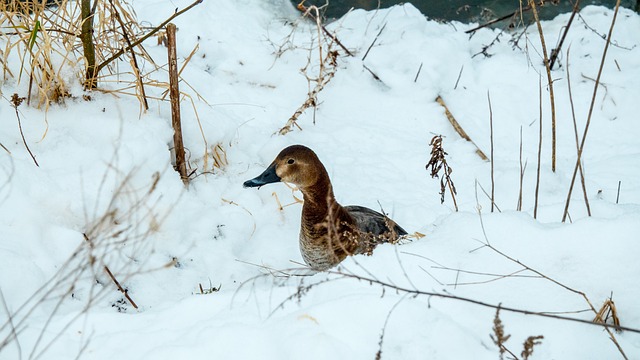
[344, 205, 407, 238]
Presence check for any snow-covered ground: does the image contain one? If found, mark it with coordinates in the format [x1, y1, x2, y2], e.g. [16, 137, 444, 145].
[1, 0, 639, 358]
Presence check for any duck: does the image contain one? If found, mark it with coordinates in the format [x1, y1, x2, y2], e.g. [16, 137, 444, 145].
[243, 145, 407, 271]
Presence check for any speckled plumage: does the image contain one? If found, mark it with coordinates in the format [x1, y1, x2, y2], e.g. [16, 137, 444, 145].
[244, 145, 407, 271]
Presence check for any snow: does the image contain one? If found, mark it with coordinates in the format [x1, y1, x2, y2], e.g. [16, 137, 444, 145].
[1, 0, 640, 359]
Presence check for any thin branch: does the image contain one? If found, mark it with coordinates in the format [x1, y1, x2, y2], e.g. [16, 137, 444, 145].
[530, 0, 557, 172]
[0, 142, 10, 154]
[517, 126, 525, 211]
[103, 265, 138, 310]
[534, 76, 542, 219]
[465, 4, 531, 34]
[413, 62, 423, 83]
[565, 47, 591, 216]
[95, 0, 203, 76]
[108, 0, 149, 110]
[11, 94, 39, 167]
[562, 0, 621, 222]
[326, 270, 640, 334]
[488, 91, 495, 212]
[548, 0, 580, 69]
[362, 22, 386, 61]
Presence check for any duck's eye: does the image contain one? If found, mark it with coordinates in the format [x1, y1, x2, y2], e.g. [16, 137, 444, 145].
[287, 159, 295, 165]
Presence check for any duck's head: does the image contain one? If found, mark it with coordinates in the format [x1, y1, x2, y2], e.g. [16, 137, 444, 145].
[243, 145, 325, 190]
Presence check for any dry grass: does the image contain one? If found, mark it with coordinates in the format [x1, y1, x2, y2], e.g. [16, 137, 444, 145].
[594, 297, 622, 332]
[529, 0, 557, 172]
[0, 0, 202, 111]
[0, 1, 74, 108]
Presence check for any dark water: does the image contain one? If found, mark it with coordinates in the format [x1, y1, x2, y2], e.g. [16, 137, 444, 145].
[295, 0, 637, 23]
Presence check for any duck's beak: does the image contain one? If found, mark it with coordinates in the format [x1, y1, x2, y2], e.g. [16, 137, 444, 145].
[243, 163, 281, 188]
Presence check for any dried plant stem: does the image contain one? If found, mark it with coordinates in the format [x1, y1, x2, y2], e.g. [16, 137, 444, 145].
[11, 94, 39, 167]
[565, 48, 591, 216]
[103, 265, 138, 309]
[548, 0, 580, 70]
[362, 22, 386, 61]
[108, 0, 148, 111]
[435, 96, 488, 161]
[488, 91, 495, 213]
[426, 135, 458, 211]
[562, 0, 621, 223]
[167, 23, 188, 184]
[414, 62, 423, 83]
[533, 76, 542, 219]
[530, 0, 557, 172]
[593, 297, 621, 331]
[81, 0, 97, 89]
[517, 126, 526, 211]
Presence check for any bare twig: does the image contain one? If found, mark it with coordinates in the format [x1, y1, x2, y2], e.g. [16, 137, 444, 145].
[362, 22, 386, 61]
[453, 65, 464, 90]
[95, 0, 203, 76]
[294, 1, 354, 57]
[108, 0, 149, 110]
[565, 47, 591, 216]
[563, 0, 621, 223]
[323, 269, 640, 334]
[534, 76, 542, 219]
[414, 62, 423, 83]
[488, 91, 495, 212]
[465, 4, 531, 34]
[11, 94, 39, 167]
[477, 181, 502, 213]
[530, 0, 557, 172]
[517, 126, 526, 211]
[103, 265, 138, 310]
[548, 0, 580, 69]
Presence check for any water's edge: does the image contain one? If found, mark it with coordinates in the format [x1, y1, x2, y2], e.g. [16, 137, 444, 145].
[296, 0, 636, 24]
